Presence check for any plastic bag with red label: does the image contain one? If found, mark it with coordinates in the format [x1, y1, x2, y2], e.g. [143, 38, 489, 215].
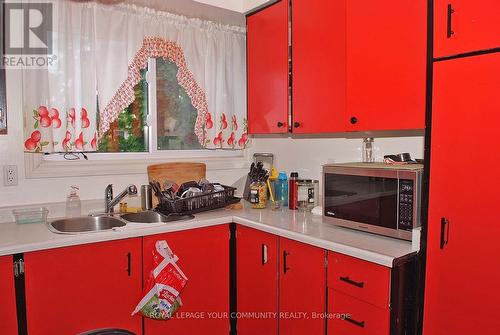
[132, 240, 188, 320]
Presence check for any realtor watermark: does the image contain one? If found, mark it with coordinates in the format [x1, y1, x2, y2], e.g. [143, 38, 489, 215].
[2, 1, 56, 69]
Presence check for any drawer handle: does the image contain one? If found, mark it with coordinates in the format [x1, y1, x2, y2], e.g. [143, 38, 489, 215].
[345, 316, 365, 328]
[339, 276, 364, 288]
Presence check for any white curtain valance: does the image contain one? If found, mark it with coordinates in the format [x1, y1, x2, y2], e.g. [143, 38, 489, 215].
[94, 3, 248, 149]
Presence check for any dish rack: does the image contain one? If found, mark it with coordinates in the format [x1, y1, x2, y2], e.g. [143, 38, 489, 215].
[155, 185, 240, 215]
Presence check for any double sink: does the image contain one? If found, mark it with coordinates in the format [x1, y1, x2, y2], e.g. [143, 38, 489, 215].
[48, 211, 194, 234]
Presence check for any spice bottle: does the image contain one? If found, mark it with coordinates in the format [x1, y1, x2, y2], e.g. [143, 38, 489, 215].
[288, 172, 299, 210]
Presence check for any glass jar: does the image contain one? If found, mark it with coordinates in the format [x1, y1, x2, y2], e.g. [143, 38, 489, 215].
[249, 181, 268, 209]
[297, 180, 315, 211]
[362, 138, 375, 163]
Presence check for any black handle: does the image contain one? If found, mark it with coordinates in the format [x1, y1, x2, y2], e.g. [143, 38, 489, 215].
[283, 250, 290, 274]
[293, 121, 300, 128]
[126, 252, 131, 276]
[447, 4, 455, 38]
[440, 217, 450, 249]
[345, 317, 365, 328]
[261, 244, 268, 265]
[277, 122, 284, 128]
[340, 276, 365, 288]
[350, 117, 358, 124]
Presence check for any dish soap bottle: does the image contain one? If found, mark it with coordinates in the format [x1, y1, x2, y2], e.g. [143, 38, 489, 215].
[66, 186, 81, 217]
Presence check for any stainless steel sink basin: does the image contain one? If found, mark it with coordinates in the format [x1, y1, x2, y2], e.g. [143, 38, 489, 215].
[48, 216, 126, 234]
[120, 211, 194, 224]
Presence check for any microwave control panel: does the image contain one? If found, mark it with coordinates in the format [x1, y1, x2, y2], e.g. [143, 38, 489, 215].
[399, 180, 414, 231]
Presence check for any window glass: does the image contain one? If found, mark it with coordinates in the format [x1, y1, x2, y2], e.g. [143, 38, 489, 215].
[98, 69, 149, 152]
[156, 58, 202, 150]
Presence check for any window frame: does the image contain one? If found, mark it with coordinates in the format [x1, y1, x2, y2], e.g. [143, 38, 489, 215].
[25, 58, 248, 178]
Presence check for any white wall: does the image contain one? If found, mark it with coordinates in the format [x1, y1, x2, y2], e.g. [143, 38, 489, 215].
[242, 0, 270, 12]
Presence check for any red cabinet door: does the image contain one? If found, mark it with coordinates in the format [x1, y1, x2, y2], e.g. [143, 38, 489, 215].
[24, 238, 142, 335]
[279, 237, 326, 335]
[143, 225, 230, 335]
[236, 225, 279, 335]
[292, 0, 347, 133]
[423, 53, 500, 335]
[247, 0, 289, 134]
[345, 0, 426, 131]
[0, 255, 18, 335]
[434, 1, 500, 58]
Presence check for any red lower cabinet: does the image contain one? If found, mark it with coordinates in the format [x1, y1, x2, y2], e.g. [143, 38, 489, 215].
[0, 255, 18, 335]
[142, 225, 230, 335]
[279, 238, 326, 335]
[328, 289, 390, 335]
[236, 226, 279, 335]
[24, 238, 142, 335]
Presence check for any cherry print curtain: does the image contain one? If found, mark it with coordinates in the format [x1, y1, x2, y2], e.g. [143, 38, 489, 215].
[94, 4, 248, 149]
[23, 1, 97, 153]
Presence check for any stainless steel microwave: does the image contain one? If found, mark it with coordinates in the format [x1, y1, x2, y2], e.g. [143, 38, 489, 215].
[323, 163, 423, 241]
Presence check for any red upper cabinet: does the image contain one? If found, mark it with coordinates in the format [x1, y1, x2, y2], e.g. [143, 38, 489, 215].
[247, 0, 289, 134]
[345, 0, 427, 131]
[237, 226, 279, 335]
[143, 225, 230, 335]
[423, 53, 500, 335]
[24, 238, 142, 335]
[292, 0, 347, 133]
[0, 256, 18, 335]
[434, 1, 500, 58]
[279, 237, 326, 335]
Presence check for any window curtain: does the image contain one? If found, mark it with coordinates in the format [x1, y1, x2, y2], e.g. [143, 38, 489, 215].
[23, 1, 98, 153]
[94, 4, 248, 149]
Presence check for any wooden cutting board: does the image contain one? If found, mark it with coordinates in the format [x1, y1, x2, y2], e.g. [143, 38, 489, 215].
[147, 162, 206, 207]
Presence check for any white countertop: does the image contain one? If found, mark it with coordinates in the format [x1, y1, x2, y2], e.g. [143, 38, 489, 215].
[0, 204, 417, 267]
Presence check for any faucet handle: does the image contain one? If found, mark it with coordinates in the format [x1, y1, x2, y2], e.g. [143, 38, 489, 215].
[128, 185, 138, 195]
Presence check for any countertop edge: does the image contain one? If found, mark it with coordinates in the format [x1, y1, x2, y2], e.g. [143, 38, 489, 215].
[0, 213, 414, 268]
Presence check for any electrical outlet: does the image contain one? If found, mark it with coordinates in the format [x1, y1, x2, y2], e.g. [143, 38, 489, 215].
[3, 165, 18, 186]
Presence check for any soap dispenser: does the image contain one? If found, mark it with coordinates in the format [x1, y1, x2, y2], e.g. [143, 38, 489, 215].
[66, 186, 81, 217]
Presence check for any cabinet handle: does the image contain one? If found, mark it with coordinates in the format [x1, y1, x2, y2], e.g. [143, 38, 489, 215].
[293, 121, 300, 128]
[261, 244, 268, 265]
[339, 276, 365, 288]
[345, 316, 365, 328]
[283, 250, 290, 274]
[350, 117, 358, 125]
[440, 217, 450, 249]
[126, 252, 131, 276]
[447, 4, 455, 38]
[277, 122, 284, 128]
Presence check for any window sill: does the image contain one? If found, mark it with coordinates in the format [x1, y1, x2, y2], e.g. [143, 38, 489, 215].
[25, 151, 250, 178]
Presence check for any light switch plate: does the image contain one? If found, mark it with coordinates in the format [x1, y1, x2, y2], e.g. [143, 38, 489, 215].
[3, 165, 18, 186]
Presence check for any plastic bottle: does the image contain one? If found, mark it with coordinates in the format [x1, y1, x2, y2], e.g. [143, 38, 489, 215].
[275, 172, 288, 207]
[66, 186, 81, 218]
[288, 172, 299, 210]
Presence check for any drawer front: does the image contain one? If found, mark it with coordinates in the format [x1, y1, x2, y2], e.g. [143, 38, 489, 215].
[328, 289, 390, 335]
[328, 252, 390, 308]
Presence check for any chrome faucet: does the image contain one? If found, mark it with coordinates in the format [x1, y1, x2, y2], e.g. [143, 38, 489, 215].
[105, 184, 138, 213]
